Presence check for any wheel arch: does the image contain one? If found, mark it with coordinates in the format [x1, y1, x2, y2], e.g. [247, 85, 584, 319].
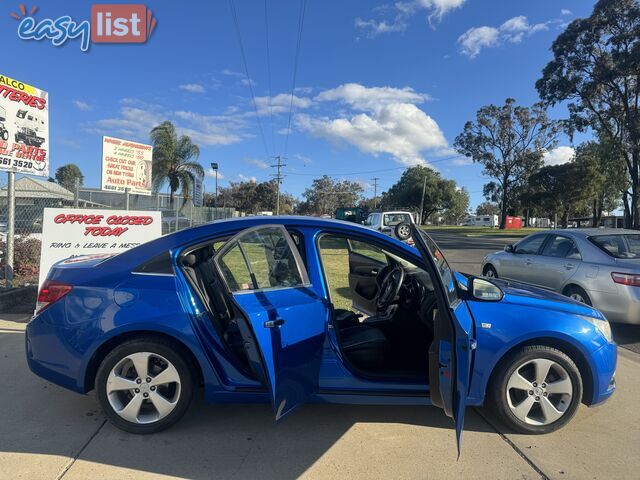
[83, 330, 205, 394]
[485, 336, 594, 406]
[561, 282, 588, 297]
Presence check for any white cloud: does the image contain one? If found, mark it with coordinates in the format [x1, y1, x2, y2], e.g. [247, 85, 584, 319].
[238, 174, 257, 183]
[245, 158, 269, 169]
[222, 69, 243, 77]
[458, 15, 550, 58]
[543, 146, 575, 166]
[356, 0, 467, 37]
[315, 83, 430, 110]
[207, 168, 225, 179]
[297, 102, 447, 166]
[58, 138, 81, 149]
[451, 156, 473, 166]
[86, 99, 250, 147]
[294, 154, 313, 165]
[254, 93, 313, 115]
[458, 26, 500, 58]
[72, 99, 92, 111]
[560, 9, 572, 16]
[179, 83, 206, 93]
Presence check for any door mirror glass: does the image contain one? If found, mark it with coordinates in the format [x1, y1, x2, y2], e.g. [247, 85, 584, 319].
[504, 244, 514, 253]
[472, 278, 503, 301]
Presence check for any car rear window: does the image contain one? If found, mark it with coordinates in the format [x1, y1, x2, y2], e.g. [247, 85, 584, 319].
[589, 234, 640, 259]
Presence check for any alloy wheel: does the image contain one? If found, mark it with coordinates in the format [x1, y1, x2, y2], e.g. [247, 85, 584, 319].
[484, 269, 495, 278]
[397, 224, 411, 238]
[570, 293, 585, 303]
[106, 352, 181, 424]
[506, 358, 573, 426]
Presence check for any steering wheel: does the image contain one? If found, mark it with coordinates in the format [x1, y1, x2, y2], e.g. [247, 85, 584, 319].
[376, 265, 405, 311]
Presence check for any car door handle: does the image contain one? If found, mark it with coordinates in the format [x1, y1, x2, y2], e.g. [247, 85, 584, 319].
[371, 269, 379, 275]
[264, 318, 285, 328]
[564, 263, 576, 270]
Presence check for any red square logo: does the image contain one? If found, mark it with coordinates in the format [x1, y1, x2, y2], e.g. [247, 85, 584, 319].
[91, 4, 148, 43]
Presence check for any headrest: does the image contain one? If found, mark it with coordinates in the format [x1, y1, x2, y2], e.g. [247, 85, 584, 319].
[182, 254, 197, 267]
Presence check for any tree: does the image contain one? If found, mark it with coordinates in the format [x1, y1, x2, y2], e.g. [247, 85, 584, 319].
[536, 0, 640, 228]
[442, 187, 470, 225]
[150, 121, 203, 207]
[529, 162, 598, 228]
[573, 141, 626, 226]
[381, 165, 460, 223]
[454, 98, 560, 229]
[216, 180, 296, 215]
[476, 201, 500, 216]
[298, 176, 364, 216]
[54, 164, 84, 192]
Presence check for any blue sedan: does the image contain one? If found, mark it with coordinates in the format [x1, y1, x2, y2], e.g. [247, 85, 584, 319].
[26, 217, 616, 448]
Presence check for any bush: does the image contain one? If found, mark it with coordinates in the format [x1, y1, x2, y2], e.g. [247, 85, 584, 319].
[0, 237, 42, 285]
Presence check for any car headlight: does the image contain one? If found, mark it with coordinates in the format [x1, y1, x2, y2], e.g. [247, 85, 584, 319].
[579, 315, 613, 343]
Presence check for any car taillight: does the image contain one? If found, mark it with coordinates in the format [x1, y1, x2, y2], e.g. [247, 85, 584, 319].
[36, 280, 73, 314]
[611, 272, 640, 287]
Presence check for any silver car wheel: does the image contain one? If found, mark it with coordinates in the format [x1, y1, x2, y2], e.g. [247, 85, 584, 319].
[506, 358, 573, 426]
[484, 269, 495, 278]
[569, 292, 586, 303]
[106, 352, 181, 424]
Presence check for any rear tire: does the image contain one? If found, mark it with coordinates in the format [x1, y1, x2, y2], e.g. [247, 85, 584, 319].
[96, 337, 195, 434]
[489, 345, 582, 434]
[483, 265, 498, 278]
[565, 285, 592, 306]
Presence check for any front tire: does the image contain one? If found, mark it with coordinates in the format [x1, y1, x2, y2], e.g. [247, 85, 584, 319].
[483, 265, 498, 278]
[95, 337, 195, 434]
[565, 285, 592, 306]
[489, 345, 582, 434]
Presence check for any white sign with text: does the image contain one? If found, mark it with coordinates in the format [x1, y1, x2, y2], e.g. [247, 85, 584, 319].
[38, 208, 162, 289]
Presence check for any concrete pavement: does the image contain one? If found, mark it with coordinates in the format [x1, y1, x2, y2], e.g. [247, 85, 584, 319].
[2, 317, 640, 479]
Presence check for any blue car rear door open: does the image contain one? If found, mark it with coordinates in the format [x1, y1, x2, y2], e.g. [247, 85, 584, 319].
[214, 225, 329, 419]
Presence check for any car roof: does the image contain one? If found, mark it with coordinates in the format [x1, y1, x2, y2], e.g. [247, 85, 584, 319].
[110, 215, 421, 270]
[542, 228, 639, 238]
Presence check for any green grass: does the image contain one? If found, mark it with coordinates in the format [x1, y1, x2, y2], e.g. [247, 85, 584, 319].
[421, 225, 538, 237]
[318, 245, 353, 312]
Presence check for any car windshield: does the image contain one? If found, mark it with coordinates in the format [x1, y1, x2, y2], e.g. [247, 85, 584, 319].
[589, 234, 640, 259]
[364, 214, 375, 226]
[417, 230, 458, 304]
[384, 213, 411, 226]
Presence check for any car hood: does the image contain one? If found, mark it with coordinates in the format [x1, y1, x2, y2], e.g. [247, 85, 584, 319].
[490, 278, 604, 319]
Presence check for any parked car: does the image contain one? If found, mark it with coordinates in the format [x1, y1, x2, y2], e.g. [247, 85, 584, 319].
[27, 217, 616, 447]
[461, 215, 499, 227]
[364, 210, 414, 242]
[482, 228, 640, 324]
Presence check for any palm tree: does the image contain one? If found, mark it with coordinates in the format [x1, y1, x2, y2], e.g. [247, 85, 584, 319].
[150, 121, 204, 208]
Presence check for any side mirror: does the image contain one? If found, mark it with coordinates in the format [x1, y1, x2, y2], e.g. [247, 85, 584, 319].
[504, 244, 514, 253]
[472, 278, 504, 302]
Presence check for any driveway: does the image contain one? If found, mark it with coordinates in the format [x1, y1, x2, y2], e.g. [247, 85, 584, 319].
[2, 230, 640, 479]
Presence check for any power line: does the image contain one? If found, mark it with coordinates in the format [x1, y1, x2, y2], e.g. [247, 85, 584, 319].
[283, 0, 307, 156]
[271, 155, 287, 215]
[228, 0, 270, 157]
[263, 0, 275, 153]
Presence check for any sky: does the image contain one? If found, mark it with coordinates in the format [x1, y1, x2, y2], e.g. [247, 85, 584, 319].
[1, 0, 597, 209]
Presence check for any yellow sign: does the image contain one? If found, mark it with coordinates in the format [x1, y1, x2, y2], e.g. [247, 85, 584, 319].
[0, 74, 36, 95]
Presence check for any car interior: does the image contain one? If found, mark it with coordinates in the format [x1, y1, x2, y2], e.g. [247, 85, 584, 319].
[179, 229, 440, 385]
[318, 234, 438, 382]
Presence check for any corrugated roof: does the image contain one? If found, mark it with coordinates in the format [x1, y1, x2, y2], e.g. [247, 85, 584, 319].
[0, 177, 74, 200]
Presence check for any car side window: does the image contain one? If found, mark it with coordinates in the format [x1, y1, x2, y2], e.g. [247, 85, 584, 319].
[349, 239, 388, 265]
[216, 226, 306, 293]
[542, 235, 582, 260]
[514, 235, 546, 255]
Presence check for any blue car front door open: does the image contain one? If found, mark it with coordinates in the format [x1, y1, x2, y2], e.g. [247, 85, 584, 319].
[411, 225, 473, 453]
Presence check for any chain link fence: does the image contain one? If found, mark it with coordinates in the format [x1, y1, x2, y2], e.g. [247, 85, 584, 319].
[1, 175, 236, 289]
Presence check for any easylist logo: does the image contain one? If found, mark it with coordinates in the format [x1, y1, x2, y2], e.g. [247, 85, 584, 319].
[12, 4, 157, 52]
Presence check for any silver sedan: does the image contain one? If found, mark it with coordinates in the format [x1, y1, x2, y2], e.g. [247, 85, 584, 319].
[481, 229, 640, 324]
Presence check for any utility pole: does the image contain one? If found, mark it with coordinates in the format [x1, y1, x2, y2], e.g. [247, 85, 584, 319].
[372, 177, 379, 209]
[271, 156, 286, 215]
[419, 175, 427, 226]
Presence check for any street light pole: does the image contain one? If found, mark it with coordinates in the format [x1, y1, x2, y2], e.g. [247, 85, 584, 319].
[210, 162, 218, 213]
